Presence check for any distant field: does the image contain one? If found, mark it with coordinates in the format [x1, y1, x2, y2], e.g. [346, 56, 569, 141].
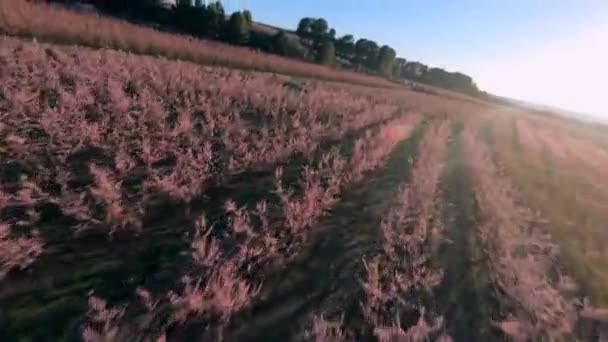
[1, 9, 608, 342]
[0, 0, 396, 89]
[482, 110, 608, 305]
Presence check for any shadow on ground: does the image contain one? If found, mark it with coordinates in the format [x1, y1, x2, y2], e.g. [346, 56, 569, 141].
[226, 122, 428, 342]
[434, 122, 505, 342]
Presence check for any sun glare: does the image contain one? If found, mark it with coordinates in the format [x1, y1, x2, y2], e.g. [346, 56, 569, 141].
[477, 21, 608, 117]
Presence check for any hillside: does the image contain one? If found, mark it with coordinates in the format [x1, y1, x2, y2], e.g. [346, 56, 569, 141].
[10, 0, 478, 96]
[0, 0, 397, 89]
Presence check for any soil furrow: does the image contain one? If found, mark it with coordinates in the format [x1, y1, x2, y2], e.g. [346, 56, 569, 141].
[226, 121, 428, 342]
[434, 123, 504, 342]
[0, 113, 414, 341]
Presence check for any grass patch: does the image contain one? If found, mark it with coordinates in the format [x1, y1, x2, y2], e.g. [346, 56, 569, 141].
[435, 122, 504, 340]
[488, 115, 608, 305]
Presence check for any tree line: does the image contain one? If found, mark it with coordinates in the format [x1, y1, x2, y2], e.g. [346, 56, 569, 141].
[294, 17, 477, 94]
[54, 0, 478, 94]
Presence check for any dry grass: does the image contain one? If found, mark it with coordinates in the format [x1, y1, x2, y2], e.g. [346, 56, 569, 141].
[0, 29, 425, 337]
[0, 222, 43, 280]
[0, 0, 397, 89]
[360, 120, 451, 340]
[463, 127, 578, 340]
[77, 111, 421, 340]
[305, 315, 347, 342]
[485, 109, 608, 306]
[298, 121, 451, 341]
[0, 37, 426, 332]
[0, 35, 402, 235]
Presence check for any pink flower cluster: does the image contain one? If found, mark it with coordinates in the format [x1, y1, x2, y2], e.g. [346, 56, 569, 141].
[360, 121, 451, 341]
[163, 114, 422, 331]
[462, 128, 578, 340]
[0, 222, 43, 279]
[0, 185, 44, 279]
[78, 111, 421, 339]
[306, 314, 347, 342]
[301, 121, 451, 341]
[0, 36, 400, 237]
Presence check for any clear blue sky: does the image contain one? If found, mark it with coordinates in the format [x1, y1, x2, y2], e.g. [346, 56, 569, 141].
[231, 1, 608, 117]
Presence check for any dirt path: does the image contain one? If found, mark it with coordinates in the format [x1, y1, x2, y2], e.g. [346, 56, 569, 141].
[434, 123, 504, 342]
[226, 123, 428, 341]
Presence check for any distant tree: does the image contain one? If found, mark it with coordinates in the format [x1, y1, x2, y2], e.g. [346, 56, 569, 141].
[173, 1, 207, 36]
[452, 72, 477, 92]
[310, 18, 329, 38]
[336, 34, 355, 59]
[420, 68, 477, 93]
[98, 0, 167, 20]
[339, 34, 354, 44]
[328, 28, 336, 40]
[392, 57, 407, 78]
[272, 31, 290, 56]
[404, 61, 428, 79]
[355, 38, 379, 71]
[376, 45, 397, 76]
[98, 0, 156, 14]
[354, 39, 367, 69]
[226, 11, 250, 45]
[272, 31, 307, 59]
[366, 40, 379, 62]
[176, 0, 191, 8]
[297, 17, 314, 37]
[297, 17, 334, 54]
[207, 1, 225, 13]
[206, 1, 226, 38]
[317, 40, 335, 65]
[421, 67, 447, 87]
[243, 9, 252, 24]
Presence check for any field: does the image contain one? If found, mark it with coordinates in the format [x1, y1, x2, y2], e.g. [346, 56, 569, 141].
[1, 24, 608, 342]
[0, 0, 396, 89]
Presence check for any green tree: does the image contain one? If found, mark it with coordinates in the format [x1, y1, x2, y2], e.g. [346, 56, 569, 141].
[420, 68, 477, 93]
[227, 11, 250, 45]
[328, 28, 336, 40]
[336, 34, 355, 59]
[272, 31, 307, 59]
[310, 18, 329, 38]
[176, 0, 192, 8]
[403, 61, 428, 79]
[297, 17, 314, 37]
[376, 45, 397, 76]
[207, 1, 225, 14]
[206, 1, 225, 38]
[317, 40, 335, 65]
[355, 39, 379, 70]
[173, 1, 207, 36]
[392, 57, 407, 79]
[272, 31, 290, 55]
[243, 10, 252, 24]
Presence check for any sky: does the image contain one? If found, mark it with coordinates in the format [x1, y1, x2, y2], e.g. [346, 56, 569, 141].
[227, 0, 608, 118]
